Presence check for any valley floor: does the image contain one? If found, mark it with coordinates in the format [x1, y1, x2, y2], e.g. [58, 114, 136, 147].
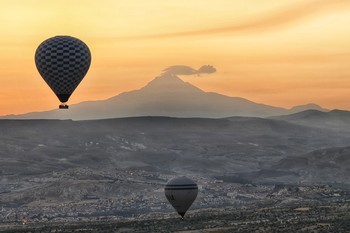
[1, 198, 350, 233]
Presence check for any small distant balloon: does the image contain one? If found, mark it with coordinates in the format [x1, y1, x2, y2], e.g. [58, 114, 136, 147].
[165, 176, 198, 219]
[35, 36, 91, 109]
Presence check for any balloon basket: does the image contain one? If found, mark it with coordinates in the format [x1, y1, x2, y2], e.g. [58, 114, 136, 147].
[59, 104, 69, 109]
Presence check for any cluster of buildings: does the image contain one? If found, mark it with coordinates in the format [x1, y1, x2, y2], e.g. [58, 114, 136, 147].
[1, 167, 350, 225]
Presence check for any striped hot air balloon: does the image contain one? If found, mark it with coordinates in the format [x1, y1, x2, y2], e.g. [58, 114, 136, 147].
[165, 176, 198, 219]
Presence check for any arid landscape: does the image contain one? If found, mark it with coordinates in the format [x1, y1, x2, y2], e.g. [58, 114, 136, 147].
[1, 108, 350, 232]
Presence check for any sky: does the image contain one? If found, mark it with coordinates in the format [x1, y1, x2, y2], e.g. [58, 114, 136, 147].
[1, 0, 350, 115]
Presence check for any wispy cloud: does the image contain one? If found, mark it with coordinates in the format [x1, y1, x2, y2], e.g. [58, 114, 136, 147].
[119, 0, 350, 40]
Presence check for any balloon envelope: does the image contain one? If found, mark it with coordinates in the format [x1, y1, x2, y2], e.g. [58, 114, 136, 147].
[35, 36, 91, 106]
[165, 176, 198, 218]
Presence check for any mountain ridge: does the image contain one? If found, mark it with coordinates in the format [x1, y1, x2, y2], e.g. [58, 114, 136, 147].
[1, 74, 328, 120]
[269, 109, 350, 132]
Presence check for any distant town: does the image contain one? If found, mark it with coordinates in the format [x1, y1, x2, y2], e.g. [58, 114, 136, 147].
[1, 167, 350, 232]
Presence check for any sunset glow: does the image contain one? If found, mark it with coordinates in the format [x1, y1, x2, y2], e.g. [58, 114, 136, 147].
[1, 0, 350, 115]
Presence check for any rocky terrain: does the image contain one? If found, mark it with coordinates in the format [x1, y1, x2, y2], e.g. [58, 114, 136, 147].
[1, 115, 350, 231]
[1, 193, 350, 232]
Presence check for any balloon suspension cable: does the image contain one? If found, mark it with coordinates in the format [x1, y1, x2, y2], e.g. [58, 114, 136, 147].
[59, 103, 69, 109]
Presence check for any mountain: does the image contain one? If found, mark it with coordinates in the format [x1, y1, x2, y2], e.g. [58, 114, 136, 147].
[1, 74, 297, 120]
[270, 109, 350, 132]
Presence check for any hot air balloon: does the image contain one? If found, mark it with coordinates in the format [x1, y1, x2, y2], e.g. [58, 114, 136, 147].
[165, 176, 198, 219]
[35, 36, 91, 109]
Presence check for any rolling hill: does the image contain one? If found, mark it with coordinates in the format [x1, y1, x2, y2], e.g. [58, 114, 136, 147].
[1, 116, 350, 208]
[1, 116, 349, 179]
[270, 109, 350, 132]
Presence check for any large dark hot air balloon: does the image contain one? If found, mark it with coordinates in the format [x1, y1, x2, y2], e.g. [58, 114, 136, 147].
[35, 36, 91, 109]
[165, 176, 198, 219]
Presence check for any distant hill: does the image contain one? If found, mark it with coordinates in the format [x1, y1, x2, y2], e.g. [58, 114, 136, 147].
[271, 146, 350, 184]
[225, 145, 350, 185]
[1, 74, 326, 120]
[0, 116, 349, 179]
[288, 103, 328, 113]
[270, 109, 350, 132]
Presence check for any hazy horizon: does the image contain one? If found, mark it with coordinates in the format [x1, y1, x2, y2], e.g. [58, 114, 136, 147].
[0, 73, 330, 120]
[1, 0, 350, 115]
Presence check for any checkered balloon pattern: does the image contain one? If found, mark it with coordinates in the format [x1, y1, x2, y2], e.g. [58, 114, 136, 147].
[35, 36, 91, 103]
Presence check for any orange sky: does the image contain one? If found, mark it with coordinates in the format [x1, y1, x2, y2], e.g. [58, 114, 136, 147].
[1, 0, 350, 115]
